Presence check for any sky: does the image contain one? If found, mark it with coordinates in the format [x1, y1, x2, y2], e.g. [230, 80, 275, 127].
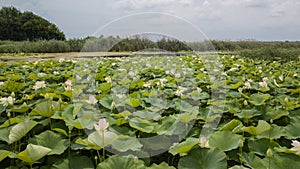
[1, 0, 300, 41]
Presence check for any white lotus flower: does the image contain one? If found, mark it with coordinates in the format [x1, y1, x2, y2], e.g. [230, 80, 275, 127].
[290, 140, 300, 155]
[0, 96, 15, 106]
[105, 76, 112, 83]
[259, 81, 268, 88]
[37, 73, 47, 77]
[157, 78, 168, 87]
[0, 81, 4, 86]
[88, 95, 97, 105]
[59, 58, 65, 63]
[143, 82, 151, 88]
[262, 77, 269, 82]
[64, 86, 72, 91]
[33, 81, 46, 90]
[174, 73, 181, 78]
[279, 75, 284, 81]
[229, 67, 238, 72]
[53, 71, 60, 75]
[94, 118, 109, 132]
[175, 86, 186, 96]
[128, 71, 136, 77]
[244, 81, 251, 89]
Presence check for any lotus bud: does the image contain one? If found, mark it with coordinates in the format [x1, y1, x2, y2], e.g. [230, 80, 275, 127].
[238, 139, 244, 148]
[284, 97, 289, 103]
[267, 148, 273, 157]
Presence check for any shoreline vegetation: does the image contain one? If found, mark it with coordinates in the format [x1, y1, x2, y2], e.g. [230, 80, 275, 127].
[0, 38, 299, 61]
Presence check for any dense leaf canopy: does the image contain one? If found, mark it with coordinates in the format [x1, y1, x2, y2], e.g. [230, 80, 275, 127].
[0, 6, 65, 41]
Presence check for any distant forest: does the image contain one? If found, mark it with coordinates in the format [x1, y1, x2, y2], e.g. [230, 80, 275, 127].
[0, 6, 65, 41]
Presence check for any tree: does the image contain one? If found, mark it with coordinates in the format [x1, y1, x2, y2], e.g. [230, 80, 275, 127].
[0, 6, 65, 41]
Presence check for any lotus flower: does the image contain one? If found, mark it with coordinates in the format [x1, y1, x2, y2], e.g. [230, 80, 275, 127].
[259, 81, 268, 88]
[0, 81, 4, 86]
[105, 76, 112, 83]
[33, 81, 46, 90]
[88, 95, 97, 105]
[244, 81, 251, 89]
[64, 85, 72, 91]
[175, 86, 186, 96]
[0, 96, 15, 106]
[94, 118, 109, 132]
[65, 80, 72, 86]
[143, 82, 151, 88]
[290, 140, 300, 155]
[199, 136, 210, 148]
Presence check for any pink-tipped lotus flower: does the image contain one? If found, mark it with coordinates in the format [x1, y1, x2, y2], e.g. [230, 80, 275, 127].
[94, 118, 109, 132]
[65, 80, 72, 86]
[88, 95, 97, 105]
[291, 140, 300, 155]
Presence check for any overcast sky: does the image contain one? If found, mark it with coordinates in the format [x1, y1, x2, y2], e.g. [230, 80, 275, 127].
[1, 0, 300, 41]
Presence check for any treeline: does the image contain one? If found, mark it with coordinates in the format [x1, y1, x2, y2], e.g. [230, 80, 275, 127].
[0, 36, 193, 53]
[0, 6, 65, 41]
[0, 36, 299, 61]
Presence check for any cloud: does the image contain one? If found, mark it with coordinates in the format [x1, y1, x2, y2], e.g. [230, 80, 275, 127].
[244, 0, 268, 8]
[112, 0, 193, 11]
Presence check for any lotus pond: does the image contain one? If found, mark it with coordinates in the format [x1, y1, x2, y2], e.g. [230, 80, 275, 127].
[0, 55, 299, 169]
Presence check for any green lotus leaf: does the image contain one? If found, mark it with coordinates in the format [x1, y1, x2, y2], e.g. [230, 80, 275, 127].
[220, 119, 243, 133]
[30, 100, 60, 117]
[99, 96, 113, 110]
[88, 131, 118, 148]
[129, 117, 156, 133]
[209, 130, 243, 151]
[235, 109, 261, 119]
[284, 116, 300, 139]
[229, 81, 244, 89]
[0, 150, 12, 162]
[147, 162, 176, 169]
[178, 148, 227, 169]
[15, 144, 51, 165]
[29, 130, 68, 155]
[169, 137, 199, 156]
[248, 138, 278, 156]
[229, 166, 249, 169]
[51, 156, 94, 169]
[133, 110, 161, 121]
[8, 120, 38, 144]
[96, 155, 146, 169]
[0, 117, 25, 128]
[111, 137, 143, 152]
[243, 152, 300, 169]
[248, 93, 270, 106]
[243, 120, 271, 136]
